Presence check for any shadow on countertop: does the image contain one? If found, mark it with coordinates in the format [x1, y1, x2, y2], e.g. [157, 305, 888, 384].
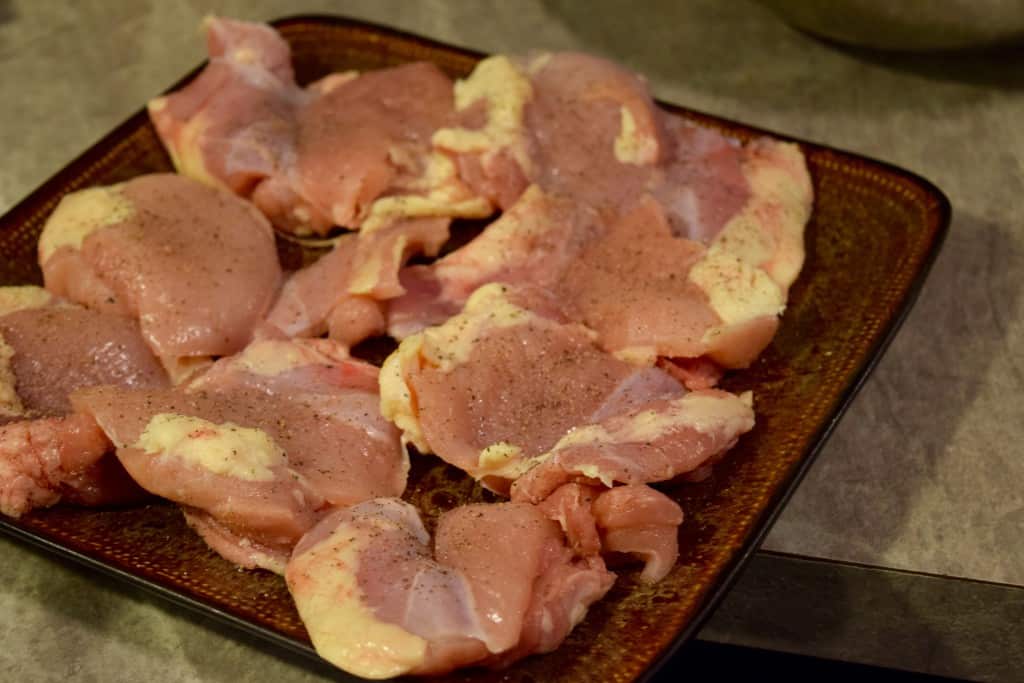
[768, 211, 1024, 580]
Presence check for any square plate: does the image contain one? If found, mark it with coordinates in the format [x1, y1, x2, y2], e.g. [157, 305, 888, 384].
[0, 14, 949, 682]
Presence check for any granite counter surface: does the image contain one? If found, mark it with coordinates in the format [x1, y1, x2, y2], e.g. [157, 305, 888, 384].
[0, 1, 1021, 680]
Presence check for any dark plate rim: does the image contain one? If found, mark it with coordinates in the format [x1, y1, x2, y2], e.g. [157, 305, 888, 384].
[0, 12, 951, 682]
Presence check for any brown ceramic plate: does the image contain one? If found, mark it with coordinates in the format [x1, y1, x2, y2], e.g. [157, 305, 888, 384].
[0, 14, 948, 682]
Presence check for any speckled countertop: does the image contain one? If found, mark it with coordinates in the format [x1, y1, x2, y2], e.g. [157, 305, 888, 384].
[0, 0, 1021, 680]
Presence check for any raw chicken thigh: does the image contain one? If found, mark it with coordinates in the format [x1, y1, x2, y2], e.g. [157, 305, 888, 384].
[274, 62, 487, 233]
[388, 184, 806, 373]
[0, 287, 167, 418]
[381, 283, 751, 581]
[434, 50, 809, 253]
[406, 51, 811, 373]
[151, 17, 493, 330]
[380, 286, 757, 493]
[433, 52, 664, 212]
[0, 414, 133, 518]
[0, 287, 165, 517]
[286, 498, 614, 677]
[556, 195, 786, 369]
[77, 381, 326, 573]
[151, 18, 490, 237]
[39, 174, 282, 380]
[381, 283, 709, 490]
[148, 17, 302, 199]
[74, 338, 406, 573]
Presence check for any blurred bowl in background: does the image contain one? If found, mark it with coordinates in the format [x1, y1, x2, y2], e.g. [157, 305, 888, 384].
[757, 0, 1024, 51]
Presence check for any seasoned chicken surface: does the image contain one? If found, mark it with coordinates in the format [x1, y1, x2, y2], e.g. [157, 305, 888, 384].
[74, 339, 406, 573]
[286, 499, 614, 677]
[0, 287, 164, 516]
[39, 174, 282, 379]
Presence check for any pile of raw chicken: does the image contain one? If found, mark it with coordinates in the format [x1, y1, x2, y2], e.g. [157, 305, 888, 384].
[0, 18, 811, 678]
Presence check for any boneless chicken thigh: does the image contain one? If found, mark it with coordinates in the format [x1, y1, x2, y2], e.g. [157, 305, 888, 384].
[286, 498, 614, 677]
[151, 18, 490, 237]
[0, 414, 137, 518]
[259, 61, 488, 235]
[0, 287, 167, 418]
[433, 52, 664, 212]
[381, 283, 751, 582]
[39, 174, 282, 380]
[382, 284, 687, 487]
[278, 62, 488, 233]
[150, 17, 491, 327]
[388, 183, 806, 374]
[382, 283, 754, 493]
[407, 51, 810, 373]
[434, 49, 810, 260]
[0, 287, 165, 516]
[74, 338, 406, 573]
[148, 17, 302, 199]
[557, 195, 787, 369]
[77, 383, 325, 573]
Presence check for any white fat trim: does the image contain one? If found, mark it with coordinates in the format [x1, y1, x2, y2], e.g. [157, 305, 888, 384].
[379, 335, 431, 453]
[135, 413, 287, 482]
[0, 334, 24, 418]
[39, 184, 134, 263]
[289, 513, 430, 678]
[0, 286, 57, 317]
[614, 106, 658, 165]
[431, 55, 533, 173]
